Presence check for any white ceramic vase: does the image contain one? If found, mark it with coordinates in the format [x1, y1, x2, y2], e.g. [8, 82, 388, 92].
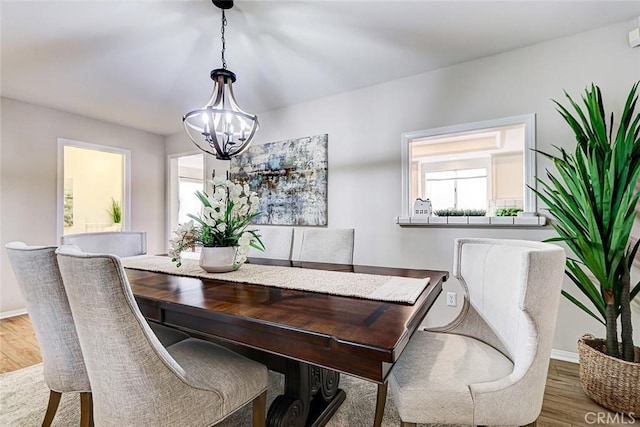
[199, 246, 238, 273]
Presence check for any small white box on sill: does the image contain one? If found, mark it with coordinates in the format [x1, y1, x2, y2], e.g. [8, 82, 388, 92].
[413, 198, 433, 217]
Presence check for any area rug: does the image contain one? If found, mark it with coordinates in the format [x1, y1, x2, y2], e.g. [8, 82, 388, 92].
[0, 363, 460, 426]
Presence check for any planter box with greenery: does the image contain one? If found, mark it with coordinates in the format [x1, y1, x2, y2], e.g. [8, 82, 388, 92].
[495, 207, 523, 216]
[433, 208, 486, 217]
[535, 82, 639, 414]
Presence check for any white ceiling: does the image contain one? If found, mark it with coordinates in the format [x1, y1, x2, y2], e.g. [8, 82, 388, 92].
[2, 1, 639, 136]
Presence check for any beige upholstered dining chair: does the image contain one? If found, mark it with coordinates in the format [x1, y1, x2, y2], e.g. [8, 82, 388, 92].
[61, 231, 147, 257]
[247, 226, 294, 260]
[5, 242, 190, 427]
[383, 238, 566, 427]
[60, 231, 192, 336]
[56, 246, 268, 427]
[5, 242, 92, 427]
[292, 228, 355, 264]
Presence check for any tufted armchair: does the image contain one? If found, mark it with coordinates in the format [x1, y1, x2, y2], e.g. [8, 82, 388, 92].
[386, 238, 566, 426]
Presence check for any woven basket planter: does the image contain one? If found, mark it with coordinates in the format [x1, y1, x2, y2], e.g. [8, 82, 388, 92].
[578, 334, 640, 414]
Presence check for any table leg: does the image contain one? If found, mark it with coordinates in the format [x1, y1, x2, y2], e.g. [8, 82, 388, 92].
[267, 360, 346, 427]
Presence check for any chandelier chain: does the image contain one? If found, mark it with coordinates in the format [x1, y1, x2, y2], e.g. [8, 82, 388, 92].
[220, 10, 227, 69]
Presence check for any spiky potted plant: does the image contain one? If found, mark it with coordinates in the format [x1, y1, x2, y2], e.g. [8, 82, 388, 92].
[107, 198, 122, 225]
[535, 82, 639, 414]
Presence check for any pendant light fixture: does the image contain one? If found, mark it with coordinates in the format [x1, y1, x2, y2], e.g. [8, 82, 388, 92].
[183, 0, 259, 160]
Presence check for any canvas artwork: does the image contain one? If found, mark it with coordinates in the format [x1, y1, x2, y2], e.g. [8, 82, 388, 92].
[230, 134, 328, 226]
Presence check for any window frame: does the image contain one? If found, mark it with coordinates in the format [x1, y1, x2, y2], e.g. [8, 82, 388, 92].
[400, 114, 536, 217]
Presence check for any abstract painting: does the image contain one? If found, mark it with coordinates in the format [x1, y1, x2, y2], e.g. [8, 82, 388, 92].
[230, 134, 328, 226]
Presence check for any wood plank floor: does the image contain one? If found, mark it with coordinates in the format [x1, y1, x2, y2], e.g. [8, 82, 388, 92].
[0, 315, 624, 426]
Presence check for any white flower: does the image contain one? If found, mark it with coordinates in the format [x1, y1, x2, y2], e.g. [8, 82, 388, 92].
[240, 231, 253, 243]
[207, 198, 221, 209]
[177, 220, 195, 233]
[203, 206, 217, 218]
[212, 176, 226, 186]
[214, 187, 226, 201]
[169, 179, 263, 267]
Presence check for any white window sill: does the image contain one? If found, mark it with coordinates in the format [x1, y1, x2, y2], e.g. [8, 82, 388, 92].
[395, 216, 546, 227]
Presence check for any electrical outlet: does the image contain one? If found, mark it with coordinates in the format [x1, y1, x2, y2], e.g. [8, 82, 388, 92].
[447, 292, 457, 307]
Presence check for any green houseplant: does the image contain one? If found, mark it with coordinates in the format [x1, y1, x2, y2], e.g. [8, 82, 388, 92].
[107, 198, 122, 224]
[535, 82, 639, 413]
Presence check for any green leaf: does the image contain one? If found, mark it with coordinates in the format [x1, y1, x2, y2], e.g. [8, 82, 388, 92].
[543, 82, 640, 338]
[562, 290, 606, 325]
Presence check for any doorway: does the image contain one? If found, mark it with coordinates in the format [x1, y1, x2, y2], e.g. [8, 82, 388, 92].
[167, 153, 205, 240]
[57, 138, 130, 242]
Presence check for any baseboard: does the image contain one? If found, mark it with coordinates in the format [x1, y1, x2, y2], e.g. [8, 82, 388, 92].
[0, 308, 28, 319]
[551, 348, 579, 363]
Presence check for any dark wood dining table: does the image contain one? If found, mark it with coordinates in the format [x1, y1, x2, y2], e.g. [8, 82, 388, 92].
[127, 258, 447, 427]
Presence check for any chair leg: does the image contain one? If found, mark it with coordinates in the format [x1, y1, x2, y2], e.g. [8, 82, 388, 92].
[252, 390, 267, 427]
[80, 392, 93, 427]
[41, 390, 62, 427]
[373, 382, 387, 427]
[522, 422, 537, 427]
[401, 422, 417, 427]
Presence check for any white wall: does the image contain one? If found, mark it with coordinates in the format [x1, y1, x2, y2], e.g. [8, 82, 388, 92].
[0, 98, 166, 314]
[167, 20, 640, 354]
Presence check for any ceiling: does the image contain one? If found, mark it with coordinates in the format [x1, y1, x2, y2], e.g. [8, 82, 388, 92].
[2, 1, 639, 136]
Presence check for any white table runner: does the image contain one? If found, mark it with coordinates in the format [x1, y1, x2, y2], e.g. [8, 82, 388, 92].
[122, 256, 430, 305]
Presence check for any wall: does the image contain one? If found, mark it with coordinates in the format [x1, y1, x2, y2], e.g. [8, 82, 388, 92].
[0, 98, 165, 314]
[167, 20, 640, 354]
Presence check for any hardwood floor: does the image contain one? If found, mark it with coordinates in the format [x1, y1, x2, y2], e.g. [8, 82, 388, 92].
[0, 314, 41, 373]
[0, 315, 623, 426]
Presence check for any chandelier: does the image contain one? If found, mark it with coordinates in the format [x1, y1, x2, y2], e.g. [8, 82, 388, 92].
[183, 0, 259, 160]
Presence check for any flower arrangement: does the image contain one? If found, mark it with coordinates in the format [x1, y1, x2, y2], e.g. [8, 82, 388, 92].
[169, 177, 264, 268]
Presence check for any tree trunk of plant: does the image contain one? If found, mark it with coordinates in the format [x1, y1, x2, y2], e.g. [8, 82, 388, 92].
[605, 293, 620, 358]
[620, 259, 635, 362]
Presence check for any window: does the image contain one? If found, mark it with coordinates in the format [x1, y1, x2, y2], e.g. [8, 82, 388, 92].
[425, 168, 487, 211]
[178, 178, 203, 224]
[401, 114, 536, 217]
[57, 138, 131, 242]
[168, 153, 204, 240]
